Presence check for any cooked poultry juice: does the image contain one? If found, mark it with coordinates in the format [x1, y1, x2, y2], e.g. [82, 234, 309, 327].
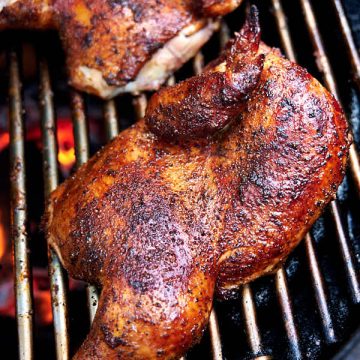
[44, 7, 351, 359]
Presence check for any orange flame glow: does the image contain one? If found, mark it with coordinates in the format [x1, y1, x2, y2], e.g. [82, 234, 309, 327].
[0, 118, 75, 175]
[37, 290, 53, 325]
[0, 132, 9, 153]
[57, 119, 75, 174]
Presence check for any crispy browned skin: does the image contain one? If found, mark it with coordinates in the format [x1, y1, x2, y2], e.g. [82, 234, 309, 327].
[0, 0, 241, 97]
[146, 8, 265, 140]
[45, 9, 350, 360]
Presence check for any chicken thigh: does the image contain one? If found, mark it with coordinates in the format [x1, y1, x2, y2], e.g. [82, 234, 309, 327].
[45, 7, 350, 360]
[0, 0, 242, 98]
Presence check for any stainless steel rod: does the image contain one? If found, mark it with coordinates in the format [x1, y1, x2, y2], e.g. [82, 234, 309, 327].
[39, 58, 70, 360]
[9, 50, 34, 360]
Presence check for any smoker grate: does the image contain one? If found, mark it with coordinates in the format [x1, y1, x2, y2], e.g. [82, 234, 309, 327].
[4, 0, 360, 359]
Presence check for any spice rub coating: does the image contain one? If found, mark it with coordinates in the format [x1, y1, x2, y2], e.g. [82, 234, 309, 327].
[46, 8, 350, 360]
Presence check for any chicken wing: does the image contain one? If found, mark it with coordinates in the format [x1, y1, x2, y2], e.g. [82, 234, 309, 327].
[45, 7, 350, 359]
[0, 0, 242, 98]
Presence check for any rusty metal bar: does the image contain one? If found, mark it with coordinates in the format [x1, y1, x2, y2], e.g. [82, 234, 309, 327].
[70, 91, 99, 322]
[299, 0, 360, 304]
[271, 0, 337, 342]
[9, 50, 34, 360]
[332, 0, 360, 89]
[39, 58, 70, 360]
[275, 268, 302, 360]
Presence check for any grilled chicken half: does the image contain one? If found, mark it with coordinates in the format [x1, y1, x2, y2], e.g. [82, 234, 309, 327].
[0, 0, 242, 98]
[45, 7, 350, 360]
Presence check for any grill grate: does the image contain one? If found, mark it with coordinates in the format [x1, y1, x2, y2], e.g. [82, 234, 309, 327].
[4, 0, 360, 359]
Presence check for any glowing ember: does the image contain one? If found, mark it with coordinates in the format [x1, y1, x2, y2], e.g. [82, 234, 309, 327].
[0, 132, 9, 153]
[0, 117, 75, 175]
[57, 118, 76, 174]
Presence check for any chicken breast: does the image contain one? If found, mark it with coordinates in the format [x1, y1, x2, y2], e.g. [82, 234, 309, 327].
[0, 0, 242, 98]
[45, 7, 350, 360]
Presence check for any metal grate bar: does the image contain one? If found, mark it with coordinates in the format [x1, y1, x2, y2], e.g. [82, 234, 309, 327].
[9, 50, 34, 360]
[299, 0, 360, 304]
[330, 201, 360, 302]
[39, 58, 70, 360]
[133, 93, 147, 119]
[332, 0, 360, 90]
[71, 91, 90, 166]
[103, 100, 119, 140]
[275, 268, 301, 360]
[193, 52, 205, 75]
[242, 284, 262, 356]
[209, 309, 223, 360]
[304, 234, 336, 343]
[271, 0, 337, 343]
[70, 91, 99, 322]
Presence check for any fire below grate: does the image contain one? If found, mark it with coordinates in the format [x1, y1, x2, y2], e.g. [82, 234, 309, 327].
[1, 0, 360, 359]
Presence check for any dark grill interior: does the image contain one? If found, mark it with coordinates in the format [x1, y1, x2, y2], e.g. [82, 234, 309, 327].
[0, 0, 359, 359]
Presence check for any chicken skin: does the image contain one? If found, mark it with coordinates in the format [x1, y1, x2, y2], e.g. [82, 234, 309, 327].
[0, 0, 242, 98]
[45, 7, 350, 360]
